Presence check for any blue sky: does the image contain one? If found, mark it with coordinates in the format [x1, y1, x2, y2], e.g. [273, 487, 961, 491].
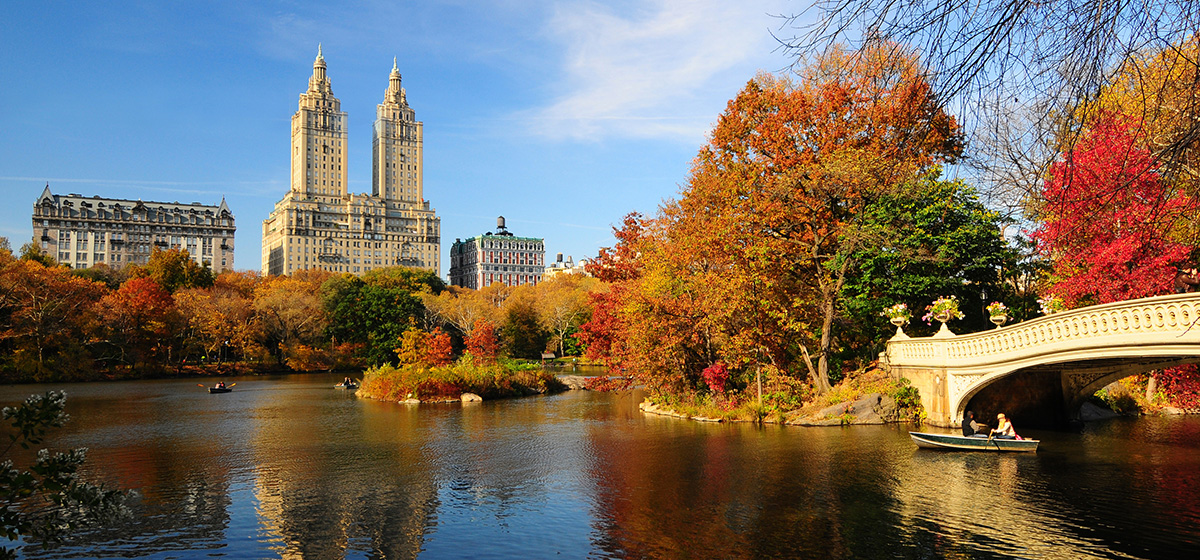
[0, 0, 796, 275]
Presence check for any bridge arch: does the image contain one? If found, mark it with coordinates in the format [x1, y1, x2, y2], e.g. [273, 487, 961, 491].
[881, 293, 1200, 428]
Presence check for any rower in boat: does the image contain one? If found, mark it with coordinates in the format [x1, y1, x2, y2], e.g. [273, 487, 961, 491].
[991, 413, 1019, 439]
[961, 411, 988, 438]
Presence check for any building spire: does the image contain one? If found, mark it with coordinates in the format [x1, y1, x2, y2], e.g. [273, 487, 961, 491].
[310, 43, 328, 89]
[385, 57, 403, 104]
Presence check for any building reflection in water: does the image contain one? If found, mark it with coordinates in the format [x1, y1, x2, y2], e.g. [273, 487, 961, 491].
[8, 380, 1200, 559]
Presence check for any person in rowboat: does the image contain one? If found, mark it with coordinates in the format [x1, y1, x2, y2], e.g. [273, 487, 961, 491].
[216, 381, 225, 389]
[961, 411, 988, 437]
[991, 413, 1018, 439]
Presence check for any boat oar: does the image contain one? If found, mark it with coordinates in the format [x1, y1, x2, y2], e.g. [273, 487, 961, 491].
[197, 384, 206, 388]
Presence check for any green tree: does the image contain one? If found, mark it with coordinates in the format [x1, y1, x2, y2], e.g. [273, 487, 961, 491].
[501, 293, 548, 359]
[17, 243, 55, 268]
[1, 392, 126, 558]
[322, 275, 422, 366]
[839, 172, 1014, 364]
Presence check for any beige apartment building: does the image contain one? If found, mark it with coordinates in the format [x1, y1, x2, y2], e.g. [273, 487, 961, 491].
[262, 47, 441, 276]
[32, 184, 235, 272]
[449, 217, 545, 289]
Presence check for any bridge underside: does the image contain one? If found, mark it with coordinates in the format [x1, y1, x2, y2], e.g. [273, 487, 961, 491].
[897, 356, 1199, 429]
[964, 358, 1195, 429]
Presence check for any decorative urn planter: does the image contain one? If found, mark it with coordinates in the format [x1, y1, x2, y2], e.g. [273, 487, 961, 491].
[990, 314, 1007, 328]
[932, 312, 955, 338]
[889, 316, 909, 339]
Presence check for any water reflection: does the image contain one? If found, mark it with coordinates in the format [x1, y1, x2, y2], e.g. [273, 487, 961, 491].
[1, 380, 1198, 559]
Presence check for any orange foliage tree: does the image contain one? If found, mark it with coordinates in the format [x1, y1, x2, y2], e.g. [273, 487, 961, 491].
[465, 319, 499, 364]
[586, 44, 962, 397]
[424, 327, 453, 366]
[0, 254, 105, 379]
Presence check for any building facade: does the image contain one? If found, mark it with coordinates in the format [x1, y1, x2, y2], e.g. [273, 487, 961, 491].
[449, 217, 545, 289]
[262, 48, 441, 276]
[544, 254, 590, 279]
[32, 184, 235, 272]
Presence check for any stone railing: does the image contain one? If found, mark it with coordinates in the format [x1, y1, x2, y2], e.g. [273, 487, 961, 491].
[886, 293, 1200, 370]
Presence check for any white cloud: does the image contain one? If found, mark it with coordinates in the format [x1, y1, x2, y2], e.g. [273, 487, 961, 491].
[524, 0, 789, 142]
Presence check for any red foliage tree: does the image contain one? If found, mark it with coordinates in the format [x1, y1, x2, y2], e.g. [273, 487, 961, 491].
[95, 277, 179, 370]
[701, 362, 729, 394]
[1033, 113, 1199, 304]
[465, 319, 499, 364]
[424, 327, 454, 366]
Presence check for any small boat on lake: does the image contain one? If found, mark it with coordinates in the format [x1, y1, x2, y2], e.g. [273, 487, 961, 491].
[334, 382, 358, 390]
[909, 431, 1039, 452]
[209, 386, 232, 394]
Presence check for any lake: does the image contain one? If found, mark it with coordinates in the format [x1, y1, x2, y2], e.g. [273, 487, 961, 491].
[3, 373, 1199, 559]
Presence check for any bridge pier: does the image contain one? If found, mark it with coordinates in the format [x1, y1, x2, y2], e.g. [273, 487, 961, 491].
[880, 294, 1200, 429]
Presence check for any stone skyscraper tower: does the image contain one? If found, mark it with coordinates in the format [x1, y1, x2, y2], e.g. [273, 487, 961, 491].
[373, 58, 423, 204]
[262, 48, 441, 276]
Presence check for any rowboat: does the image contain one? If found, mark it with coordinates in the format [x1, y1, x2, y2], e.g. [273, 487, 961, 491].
[334, 383, 358, 390]
[909, 431, 1039, 452]
[209, 387, 232, 394]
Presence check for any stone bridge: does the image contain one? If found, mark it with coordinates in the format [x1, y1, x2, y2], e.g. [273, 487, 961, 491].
[881, 293, 1200, 428]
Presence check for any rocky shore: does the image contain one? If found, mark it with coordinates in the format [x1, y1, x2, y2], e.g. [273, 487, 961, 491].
[639, 392, 908, 426]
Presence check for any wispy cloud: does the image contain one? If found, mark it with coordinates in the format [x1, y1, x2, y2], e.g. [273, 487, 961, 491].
[523, 0, 788, 142]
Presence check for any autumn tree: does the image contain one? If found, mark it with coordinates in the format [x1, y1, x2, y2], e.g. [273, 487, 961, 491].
[536, 274, 598, 357]
[362, 266, 445, 295]
[394, 328, 427, 366]
[1032, 114, 1197, 305]
[93, 277, 180, 372]
[465, 319, 499, 364]
[421, 284, 507, 336]
[677, 45, 960, 393]
[789, 2, 1200, 215]
[18, 243, 56, 268]
[128, 248, 214, 293]
[0, 254, 104, 380]
[580, 214, 646, 367]
[424, 327, 453, 366]
[174, 282, 259, 367]
[253, 275, 327, 366]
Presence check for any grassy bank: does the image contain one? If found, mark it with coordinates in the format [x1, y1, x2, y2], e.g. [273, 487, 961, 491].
[358, 359, 567, 402]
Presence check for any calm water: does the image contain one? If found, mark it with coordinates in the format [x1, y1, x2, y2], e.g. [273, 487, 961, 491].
[3, 374, 1199, 559]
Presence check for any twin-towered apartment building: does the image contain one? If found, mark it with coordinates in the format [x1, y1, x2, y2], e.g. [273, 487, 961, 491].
[30, 47, 566, 289]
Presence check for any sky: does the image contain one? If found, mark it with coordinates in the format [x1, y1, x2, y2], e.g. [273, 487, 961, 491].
[0, 0, 798, 276]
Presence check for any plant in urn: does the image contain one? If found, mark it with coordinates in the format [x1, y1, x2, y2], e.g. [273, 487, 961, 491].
[923, 296, 964, 338]
[986, 301, 1009, 328]
[880, 303, 911, 339]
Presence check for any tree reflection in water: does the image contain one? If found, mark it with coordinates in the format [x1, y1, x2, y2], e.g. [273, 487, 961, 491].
[5, 379, 1200, 559]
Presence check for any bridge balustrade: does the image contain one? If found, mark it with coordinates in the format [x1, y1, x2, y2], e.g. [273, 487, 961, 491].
[882, 293, 1200, 426]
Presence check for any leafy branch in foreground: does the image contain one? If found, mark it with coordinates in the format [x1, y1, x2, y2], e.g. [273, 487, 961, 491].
[0, 392, 128, 559]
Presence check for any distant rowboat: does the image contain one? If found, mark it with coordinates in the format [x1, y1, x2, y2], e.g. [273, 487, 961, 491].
[334, 382, 358, 390]
[208, 386, 232, 394]
[909, 431, 1039, 452]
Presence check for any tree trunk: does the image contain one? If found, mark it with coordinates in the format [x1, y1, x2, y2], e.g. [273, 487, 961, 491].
[815, 297, 836, 394]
